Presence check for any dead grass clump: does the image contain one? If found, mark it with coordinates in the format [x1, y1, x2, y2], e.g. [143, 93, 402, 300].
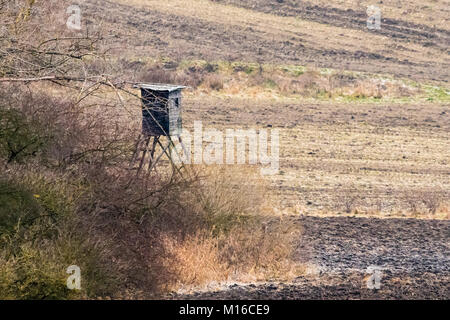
[154, 165, 300, 292]
[401, 189, 447, 215]
[295, 69, 326, 96]
[218, 218, 300, 281]
[203, 74, 224, 91]
[347, 81, 382, 99]
[402, 190, 420, 214]
[158, 219, 300, 291]
[159, 233, 229, 289]
[276, 68, 331, 97]
[141, 64, 177, 84]
[334, 185, 360, 214]
[420, 190, 443, 214]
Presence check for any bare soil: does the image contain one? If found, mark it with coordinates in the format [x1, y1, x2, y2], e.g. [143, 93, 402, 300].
[80, 0, 449, 298]
[216, 0, 450, 51]
[173, 216, 449, 299]
[85, 0, 450, 82]
[183, 97, 450, 215]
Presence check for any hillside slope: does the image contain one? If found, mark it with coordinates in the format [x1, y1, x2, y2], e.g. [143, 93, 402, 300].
[84, 0, 450, 81]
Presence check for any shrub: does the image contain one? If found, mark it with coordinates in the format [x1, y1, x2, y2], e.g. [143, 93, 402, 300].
[0, 180, 40, 235]
[141, 65, 176, 84]
[0, 108, 50, 164]
[0, 244, 77, 300]
[0, 78, 298, 299]
[203, 74, 224, 91]
[0, 173, 117, 299]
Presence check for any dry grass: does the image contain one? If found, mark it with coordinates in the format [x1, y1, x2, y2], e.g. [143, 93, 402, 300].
[134, 59, 433, 102]
[150, 165, 301, 292]
[160, 233, 229, 289]
[0, 81, 303, 298]
[104, 0, 449, 81]
[202, 74, 224, 91]
[159, 220, 300, 292]
[181, 94, 449, 219]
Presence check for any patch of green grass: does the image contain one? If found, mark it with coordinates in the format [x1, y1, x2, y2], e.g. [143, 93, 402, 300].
[280, 65, 305, 77]
[263, 78, 278, 89]
[423, 85, 450, 102]
[0, 180, 40, 235]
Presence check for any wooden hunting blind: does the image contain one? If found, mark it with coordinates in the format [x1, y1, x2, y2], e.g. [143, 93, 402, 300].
[131, 83, 188, 177]
[136, 84, 186, 137]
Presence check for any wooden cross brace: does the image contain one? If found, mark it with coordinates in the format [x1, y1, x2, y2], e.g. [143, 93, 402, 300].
[131, 135, 188, 178]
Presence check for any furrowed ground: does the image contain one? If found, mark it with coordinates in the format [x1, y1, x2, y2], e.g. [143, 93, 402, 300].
[1, 0, 448, 300]
[86, 0, 449, 81]
[84, 0, 449, 218]
[82, 0, 448, 298]
[182, 97, 449, 217]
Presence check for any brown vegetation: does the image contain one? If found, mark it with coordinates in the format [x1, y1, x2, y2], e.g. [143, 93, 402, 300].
[0, 0, 448, 301]
[0, 1, 299, 299]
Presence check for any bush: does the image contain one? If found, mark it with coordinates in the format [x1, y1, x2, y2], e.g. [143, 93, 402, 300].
[203, 74, 224, 91]
[0, 244, 76, 300]
[0, 173, 117, 299]
[0, 180, 40, 235]
[141, 65, 177, 84]
[0, 81, 298, 298]
[0, 235, 115, 300]
[0, 108, 50, 164]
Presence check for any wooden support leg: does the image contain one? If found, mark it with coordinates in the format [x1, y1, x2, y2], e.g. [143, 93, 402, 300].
[178, 136, 189, 161]
[157, 139, 183, 177]
[148, 138, 170, 174]
[146, 136, 159, 178]
[129, 134, 143, 169]
[147, 136, 158, 171]
[177, 136, 191, 178]
[136, 137, 151, 177]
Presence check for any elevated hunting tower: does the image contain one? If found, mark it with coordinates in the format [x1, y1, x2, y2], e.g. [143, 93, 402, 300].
[138, 84, 186, 137]
[131, 83, 188, 176]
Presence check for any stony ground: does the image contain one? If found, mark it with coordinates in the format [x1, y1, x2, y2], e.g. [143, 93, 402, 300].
[173, 216, 449, 299]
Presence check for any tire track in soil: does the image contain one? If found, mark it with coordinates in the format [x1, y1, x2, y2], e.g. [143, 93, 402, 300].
[86, 0, 450, 81]
[215, 0, 450, 51]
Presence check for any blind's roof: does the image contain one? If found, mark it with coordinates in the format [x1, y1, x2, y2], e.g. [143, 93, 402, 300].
[134, 83, 187, 92]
